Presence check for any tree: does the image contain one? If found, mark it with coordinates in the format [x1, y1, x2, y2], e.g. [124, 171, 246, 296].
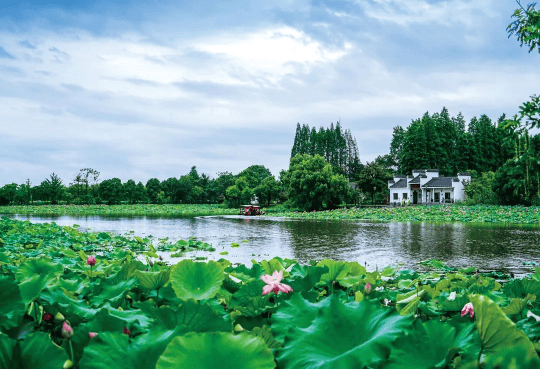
[0, 183, 18, 205]
[284, 154, 350, 211]
[254, 176, 281, 206]
[146, 178, 162, 204]
[357, 158, 393, 205]
[124, 179, 138, 204]
[463, 172, 498, 204]
[99, 178, 123, 205]
[78, 168, 100, 196]
[43, 173, 64, 204]
[507, 1, 540, 53]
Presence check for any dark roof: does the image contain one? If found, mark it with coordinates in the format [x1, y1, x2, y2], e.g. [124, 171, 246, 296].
[390, 178, 407, 188]
[393, 175, 406, 178]
[422, 177, 453, 188]
[452, 177, 459, 182]
[413, 169, 439, 173]
[408, 174, 426, 184]
[457, 172, 471, 176]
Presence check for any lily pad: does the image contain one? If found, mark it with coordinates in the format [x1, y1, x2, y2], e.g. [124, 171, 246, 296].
[155, 332, 275, 369]
[170, 260, 224, 300]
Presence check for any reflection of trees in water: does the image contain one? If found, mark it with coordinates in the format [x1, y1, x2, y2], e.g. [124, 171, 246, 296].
[279, 220, 362, 263]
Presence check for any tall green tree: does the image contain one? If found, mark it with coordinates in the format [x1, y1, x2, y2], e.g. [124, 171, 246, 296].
[99, 178, 123, 205]
[43, 173, 64, 205]
[283, 154, 349, 211]
[146, 178, 162, 204]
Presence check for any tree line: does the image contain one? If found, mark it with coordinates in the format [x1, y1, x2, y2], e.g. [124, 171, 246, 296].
[0, 165, 283, 207]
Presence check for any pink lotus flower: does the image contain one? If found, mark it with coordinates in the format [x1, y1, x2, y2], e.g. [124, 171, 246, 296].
[364, 283, 372, 295]
[62, 321, 74, 339]
[260, 270, 293, 295]
[461, 302, 474, 318]
[89, 332, 98, 339]
[86, 255, 96, 266]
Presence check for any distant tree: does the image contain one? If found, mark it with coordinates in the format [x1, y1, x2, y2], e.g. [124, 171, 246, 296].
[284, 154, 350, 211]
[135, 182, 148, 203]
[161, 177, 180, 203]
[463, 172, 498, 204]
[124, 179, 138, 204]
[254, 176, 281, 206]
[79, 168, 100, 196]
[43, 173, 64, 205]
[146, 178, 162, 204]
[225, 185, 241, 207]
[0, 183, 18, 205]
[357, 158, 393, 205]
[99, 178, 123, 205]
[237, 165, 273, 189]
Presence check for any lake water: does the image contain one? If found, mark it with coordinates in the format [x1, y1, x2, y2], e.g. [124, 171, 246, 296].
[6, 214, 540, 275]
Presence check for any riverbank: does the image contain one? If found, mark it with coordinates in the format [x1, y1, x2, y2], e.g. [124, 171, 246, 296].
[270, 204, 540, 224]
[0, 204, 238, 217]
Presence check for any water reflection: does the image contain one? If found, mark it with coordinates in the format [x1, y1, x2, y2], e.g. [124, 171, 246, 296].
[4, 214, 539, 274]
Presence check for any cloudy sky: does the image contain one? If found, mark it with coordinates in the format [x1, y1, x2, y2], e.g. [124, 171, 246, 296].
[0, 0, 538, 186]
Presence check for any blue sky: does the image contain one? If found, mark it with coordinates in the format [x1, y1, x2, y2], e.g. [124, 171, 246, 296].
[0, 0, 539, 185]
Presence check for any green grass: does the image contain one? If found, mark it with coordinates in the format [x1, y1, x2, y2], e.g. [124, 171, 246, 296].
[271, 204, 540, 224]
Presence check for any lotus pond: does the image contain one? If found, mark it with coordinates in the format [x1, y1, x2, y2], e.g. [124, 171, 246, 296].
[272, 204, 540, 224]
[0, 217, 540, 368]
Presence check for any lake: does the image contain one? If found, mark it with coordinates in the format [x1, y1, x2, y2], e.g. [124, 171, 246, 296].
[6, 214, 539, 275]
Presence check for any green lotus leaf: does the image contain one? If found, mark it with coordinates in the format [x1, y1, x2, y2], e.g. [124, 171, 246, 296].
[249, 325, 281, 350]
[16, 258, 63, 281]
[504, 278, 540, 298]
[469, 294, 538, 362]
[437, 293, 469, 312]
[316, 260, 350, 285]
[134, 269, 170, 291]
[229, 280, 272, 317]
[170, 260, 224, 300]
[288, 265, 328, 292]
[259, 259, 285, 276]
[398, 279, 414, 289]
[89, 278, 138, 307]
[155, 332, 275, 369]
[503, 294, 536, 316]
[383, 319, 481, 368]
[344, 261, 366, 277]
[80, 331, 169, 369]
[0, 333, 16, 368]
[516, 314, 541, 342]
[116, 261, 147, 281]
[176, 299, 232, 333]
[38, 287, 99, 325]
[18, 274, 56, 304]
[272, 293, 414, 368]
[135, 301, 177, 330]
[19, 331, 69, 369]
[0, 276, 25, 331]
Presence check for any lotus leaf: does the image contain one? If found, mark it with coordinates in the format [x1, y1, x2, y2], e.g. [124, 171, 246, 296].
[272, 293, 413, 368]
[155, 332, 275, 369]
[382, 319, 481, 368]
[0, 334, 16, 368]
[15, 332, 69, 369]
[503, 294, 536, 316]
[176, 299, 232, 333]
[316, 259, 350, 285]
[469, 294, 538, 362]
[134, 269, 170, 291]
[0, 276, 25, 331]
[229, 280, 271, 317]
[170, 260, 224, 300]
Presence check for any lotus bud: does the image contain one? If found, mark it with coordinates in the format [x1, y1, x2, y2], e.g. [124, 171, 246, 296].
[364, 283, 372, 295]
[123, 326, 131, 336]
[63, 360, 74, 369]
[55, 312, 65, 321]
[86, 255, 96, 266]
[89, 332, 98, 339]
[62, 321, 74, 339]
[43, 313, 53, 322]
[234, 324, 244, 333]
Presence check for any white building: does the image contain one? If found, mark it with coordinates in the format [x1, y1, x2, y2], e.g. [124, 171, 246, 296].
[388, 169, 471, 205]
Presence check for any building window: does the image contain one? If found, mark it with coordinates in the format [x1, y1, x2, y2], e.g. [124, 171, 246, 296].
[393, 193, 398, 200]
[402, 193, 408, 199]
[445, 192, 451, 200]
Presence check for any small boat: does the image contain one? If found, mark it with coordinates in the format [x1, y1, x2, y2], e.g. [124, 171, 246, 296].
[239, 205, 264, 216]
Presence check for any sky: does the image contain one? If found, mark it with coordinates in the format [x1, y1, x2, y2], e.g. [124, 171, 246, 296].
[0, 0, 539, 186]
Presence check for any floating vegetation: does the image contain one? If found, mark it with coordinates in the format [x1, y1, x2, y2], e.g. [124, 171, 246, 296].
[0, 217, 539, 368]
[273, 204, 540, 224]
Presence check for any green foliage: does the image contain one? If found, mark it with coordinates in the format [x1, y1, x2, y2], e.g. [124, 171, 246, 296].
[507, 2, 540, 54]
[0, 218, 539, 367]
[463, 172, 497, 205]
[283, 154, 350, 211]
[156, 332, 275, 369]
[169, 259, 224, 300]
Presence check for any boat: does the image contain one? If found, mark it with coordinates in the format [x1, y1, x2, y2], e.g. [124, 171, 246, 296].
[239, 205, 264, 216]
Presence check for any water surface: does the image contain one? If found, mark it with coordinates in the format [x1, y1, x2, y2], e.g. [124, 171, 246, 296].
[6, 214, 539, 274]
